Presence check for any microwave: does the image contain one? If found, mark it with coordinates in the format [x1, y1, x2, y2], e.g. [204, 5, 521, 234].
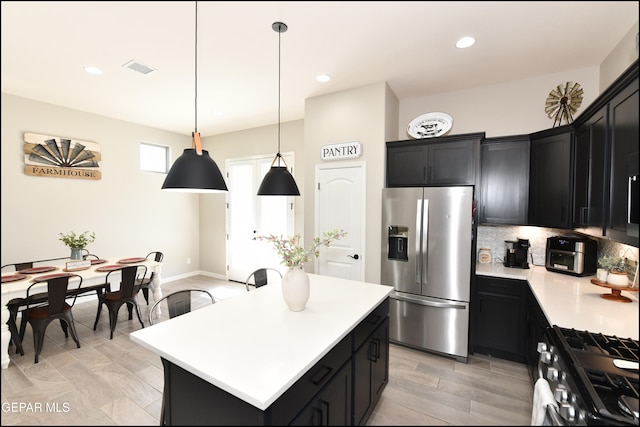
[545, 236, 597, 276]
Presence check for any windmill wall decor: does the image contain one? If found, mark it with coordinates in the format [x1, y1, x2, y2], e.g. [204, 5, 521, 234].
[23, 132, 102, 180]
[545, 82, 584, 127]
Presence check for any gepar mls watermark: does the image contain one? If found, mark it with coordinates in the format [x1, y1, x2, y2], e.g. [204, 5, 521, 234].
[2, 401, 70, 413]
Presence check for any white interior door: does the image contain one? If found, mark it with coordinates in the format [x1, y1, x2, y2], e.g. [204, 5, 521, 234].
[226, 154, 294, 282]
[316, 162, 365, 280]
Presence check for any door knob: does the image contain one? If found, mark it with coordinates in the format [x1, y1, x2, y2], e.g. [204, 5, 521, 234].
[348, 254, 359, 260]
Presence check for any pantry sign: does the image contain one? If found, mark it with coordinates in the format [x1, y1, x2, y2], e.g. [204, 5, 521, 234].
[320, 141, 362, 161]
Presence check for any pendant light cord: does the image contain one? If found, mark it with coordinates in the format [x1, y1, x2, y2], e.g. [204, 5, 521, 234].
[194, 1, 198, 134]
[276, 22, 282, 164]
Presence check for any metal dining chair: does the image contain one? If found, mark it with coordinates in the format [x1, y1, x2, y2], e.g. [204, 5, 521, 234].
[148, 289, 215, 325]
[18, 273, 83, 363]
[93, 265, 147, 339]
[244, 268, 283, 292]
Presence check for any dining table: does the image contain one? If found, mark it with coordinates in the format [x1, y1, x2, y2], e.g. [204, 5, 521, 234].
[0, 256, 162, 369]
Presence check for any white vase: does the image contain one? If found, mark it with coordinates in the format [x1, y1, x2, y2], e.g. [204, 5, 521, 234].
[607, 271, 629, 288]
[282, 266, 310, 311]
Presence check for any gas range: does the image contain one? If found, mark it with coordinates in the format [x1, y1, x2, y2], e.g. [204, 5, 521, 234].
[539, 326, 639, 425]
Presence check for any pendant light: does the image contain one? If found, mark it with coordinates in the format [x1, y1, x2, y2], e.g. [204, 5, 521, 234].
[257, 22, 301, 196]
[162, 1, 228, 193]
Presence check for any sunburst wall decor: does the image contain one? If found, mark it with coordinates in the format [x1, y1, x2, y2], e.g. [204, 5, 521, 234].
[545, 82, 583, 127]
[23, 132, 102, 180]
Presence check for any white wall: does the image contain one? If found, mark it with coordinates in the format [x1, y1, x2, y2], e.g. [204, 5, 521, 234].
[200, 120, 305, 277]
[2, 20, 637, 282]
[303, 82, 394, 282]
[399, 66, 600, 140]
[0, 94, 200, 279]
[600, 21, 639, 92]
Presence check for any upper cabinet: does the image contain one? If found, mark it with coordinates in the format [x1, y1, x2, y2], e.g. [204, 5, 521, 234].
[607, 71, 639, 246]
[479, 135, 529, 225]
[386, 132, 483, 187]
[572, 60, 639, 246]
[528, 126, 574, 229]
[573, 104, 607, 237]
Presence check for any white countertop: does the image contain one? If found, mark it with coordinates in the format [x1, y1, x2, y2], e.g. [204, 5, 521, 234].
[130, 273, 392, 410]
[475, 263, 638, 340]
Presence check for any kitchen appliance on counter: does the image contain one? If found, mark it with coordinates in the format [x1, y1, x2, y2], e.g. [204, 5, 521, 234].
[381, 186, 474, 362]
[545, 235, 598, 277]
[504, 238, 530, 269]
[536, 326, 639, 426]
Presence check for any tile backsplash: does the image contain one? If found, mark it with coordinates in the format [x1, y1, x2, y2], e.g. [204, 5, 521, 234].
[476, 225, 639, 268]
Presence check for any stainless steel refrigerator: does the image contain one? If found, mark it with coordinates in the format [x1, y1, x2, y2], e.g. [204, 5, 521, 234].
[381, 186, 474, 362]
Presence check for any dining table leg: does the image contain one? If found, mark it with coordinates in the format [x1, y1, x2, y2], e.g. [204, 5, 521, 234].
[1, 302, 11, 369]
[148, 263, 163, 309]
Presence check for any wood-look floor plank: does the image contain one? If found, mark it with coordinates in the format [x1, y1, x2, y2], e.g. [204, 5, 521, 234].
[3, 275, 533, 425]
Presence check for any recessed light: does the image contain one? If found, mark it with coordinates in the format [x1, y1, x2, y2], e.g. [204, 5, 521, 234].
[83, 66, 103, 75]
[455, 36, 476, 49]
[316, 74, 331, 83]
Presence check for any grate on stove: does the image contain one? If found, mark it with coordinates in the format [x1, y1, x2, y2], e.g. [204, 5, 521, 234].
[559, 328, 639, 361]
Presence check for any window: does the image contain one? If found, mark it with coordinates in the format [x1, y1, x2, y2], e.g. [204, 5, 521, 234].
[140, 142, 169, 173]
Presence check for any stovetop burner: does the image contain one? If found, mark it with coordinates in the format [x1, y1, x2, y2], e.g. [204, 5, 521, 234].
[561, 328, 639, 360]
[550, 326, 639, 425]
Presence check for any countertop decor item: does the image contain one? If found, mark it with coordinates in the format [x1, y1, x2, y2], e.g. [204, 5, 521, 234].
[259, 228, 347, 311]
[161, 1, 227, 193]
[59, 230, 95, 260]
[258, 228, 347, 268]
[257, 22, 300, 196]
[590, 278, 637, 302]
[281, 266, 310, 312]
[545, 81, 583, 127]
[597, 255, 628, 286]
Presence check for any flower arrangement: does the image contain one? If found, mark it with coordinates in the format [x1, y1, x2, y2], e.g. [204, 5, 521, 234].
[59, 230, 96, 249]
[259, 228, 348, 268]
[597, 255, 626, 273]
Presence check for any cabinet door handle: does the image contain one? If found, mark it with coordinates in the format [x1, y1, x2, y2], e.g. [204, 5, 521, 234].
[368, 314, 381, 325]
[369, 340, 379, 362]
[312, 407, 323, 426]
[321, 401, 329, 426]
[311, 365, 333, 385]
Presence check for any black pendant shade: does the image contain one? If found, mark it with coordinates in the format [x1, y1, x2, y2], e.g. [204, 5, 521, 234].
[257, 165, 300, 195]
[162, 148, 228, 193]
[162, 1, 227, 193]
[257, 21, 300, 196]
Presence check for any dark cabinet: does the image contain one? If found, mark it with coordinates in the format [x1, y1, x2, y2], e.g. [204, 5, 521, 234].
[472, 276, 527, 363]
[525, 285, 550, 383]
[290, 360, 353, 426]
[160, 298, 389, 426]
[479, 135, 529, 225]
[386, 132, 483, 187]
[352, 317, 389, 426]
[573, 105, 607, 236]
[607, 75, 639, 246]
[528, 126, 573, 229]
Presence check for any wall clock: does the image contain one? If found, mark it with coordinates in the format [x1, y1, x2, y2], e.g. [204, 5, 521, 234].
[545, 82, 583, 127]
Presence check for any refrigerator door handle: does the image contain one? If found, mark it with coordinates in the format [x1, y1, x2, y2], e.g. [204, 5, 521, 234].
[415, 198, 422, 286]
[422, 198, 429, 285]
[391, 292, 467, 310]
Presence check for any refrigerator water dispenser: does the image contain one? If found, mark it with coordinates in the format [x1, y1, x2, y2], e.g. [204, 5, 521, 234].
[387, 226, 409, 261]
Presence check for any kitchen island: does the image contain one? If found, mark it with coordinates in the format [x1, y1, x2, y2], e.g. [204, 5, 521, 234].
[130, 273, 392, 425]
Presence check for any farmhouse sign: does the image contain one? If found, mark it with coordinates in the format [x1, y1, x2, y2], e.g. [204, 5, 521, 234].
[23, 132, 102, 180]
[320, 141, 362, 161]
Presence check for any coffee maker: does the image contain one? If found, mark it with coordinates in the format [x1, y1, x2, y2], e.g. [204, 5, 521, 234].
[504, 238, 530, 269]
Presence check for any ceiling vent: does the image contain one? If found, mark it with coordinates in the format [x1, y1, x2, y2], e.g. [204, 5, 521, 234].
[122, 59, 157, 75]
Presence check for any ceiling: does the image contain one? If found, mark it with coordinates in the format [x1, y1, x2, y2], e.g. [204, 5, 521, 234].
[2, 1, 638, 137]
